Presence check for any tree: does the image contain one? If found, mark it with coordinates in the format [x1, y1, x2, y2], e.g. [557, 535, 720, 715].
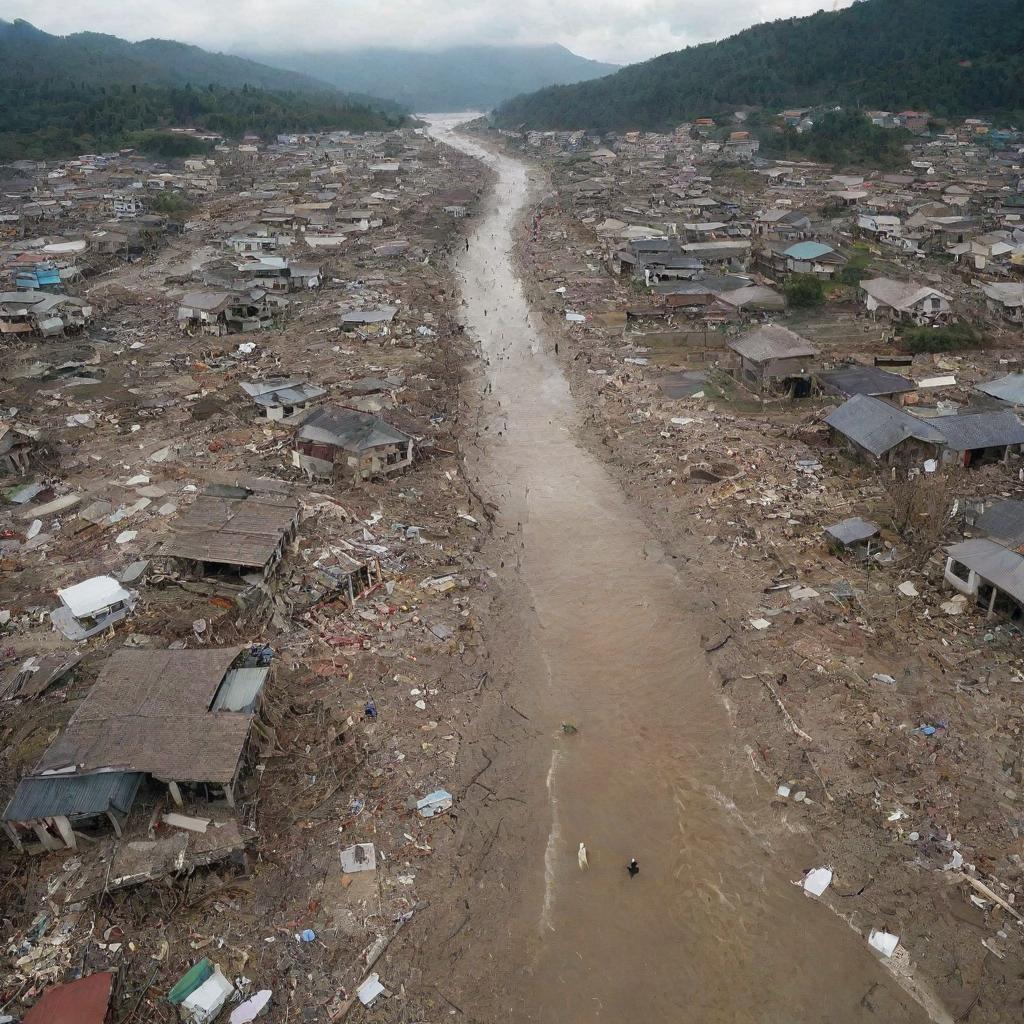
[784, 274, 825, 308]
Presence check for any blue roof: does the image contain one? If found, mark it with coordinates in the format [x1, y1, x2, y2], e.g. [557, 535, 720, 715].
[4, 771, 143, 822]
[783, 241, 835, 260]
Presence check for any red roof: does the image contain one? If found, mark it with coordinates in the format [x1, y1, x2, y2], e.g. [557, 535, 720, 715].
[24, 972, 113, 1024]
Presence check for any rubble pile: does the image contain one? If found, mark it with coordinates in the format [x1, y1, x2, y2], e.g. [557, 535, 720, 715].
[0, 128, 492, 1021]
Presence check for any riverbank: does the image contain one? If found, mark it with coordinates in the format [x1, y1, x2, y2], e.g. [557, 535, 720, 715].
[487, 131, 1024, 1023]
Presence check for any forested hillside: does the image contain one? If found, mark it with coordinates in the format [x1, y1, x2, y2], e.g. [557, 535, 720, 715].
[496, 0, 1024, 131]
[0, 20, 403, 159]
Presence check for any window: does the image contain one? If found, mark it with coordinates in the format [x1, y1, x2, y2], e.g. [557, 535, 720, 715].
[948, 559, 971, 584]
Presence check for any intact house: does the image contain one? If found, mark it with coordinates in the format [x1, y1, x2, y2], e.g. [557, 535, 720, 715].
[727, 325, 819, 398]
[161, 483, 301, 581]
[2, 646, 272, 851]
[760, 240, 847, 280]
[177, 290, 274, 336]
[293, 406, 413, 481]
[51, 575, 138, 642]
[240, 378, 327, 422]
[826, 396, 1024, 468]
[979, 282, 1024, 326]
[860, 278, 953, 325]
[0, 290, 93, 337]
[817, 365, 917, 405]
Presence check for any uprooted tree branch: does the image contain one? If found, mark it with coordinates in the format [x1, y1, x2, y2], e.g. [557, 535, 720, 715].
[885, 464, 963, 567]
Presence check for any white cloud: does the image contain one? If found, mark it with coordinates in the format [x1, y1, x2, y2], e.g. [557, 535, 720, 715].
[1, 0, 853, 64]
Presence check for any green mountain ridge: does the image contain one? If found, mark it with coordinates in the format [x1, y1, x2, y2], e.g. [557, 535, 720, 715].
[495, 0, 1024, 132]
[247, 43, 618, 112]
[0, 20, 405, 161]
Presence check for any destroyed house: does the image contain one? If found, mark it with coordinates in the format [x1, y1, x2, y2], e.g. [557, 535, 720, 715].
[0, 420, 38, 474]
[51, 575, 137, 642]
[945, 539, 1024, 622]
[968, 499, 1024, 550]
[860, 278, 952, 325]
[0, 289, 92, 336]
[825, 394, 946, 465]
[825, 517, 881, 560]
[240, 378, 327, 421]
[979, 282, 1024, 325]
[177, 290, 272, 336]
[2, 647, 271, 850]
[233, 256, 323, 292]
[976, 373, 1024, 407]
[931, 410, 1024, 467]
[162, 485, 300, 578]
[727, 325, 819, 397]
[293, 406, 413, 481]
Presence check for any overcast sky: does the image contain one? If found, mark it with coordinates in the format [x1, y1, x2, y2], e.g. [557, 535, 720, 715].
[1, 1, 854, 64]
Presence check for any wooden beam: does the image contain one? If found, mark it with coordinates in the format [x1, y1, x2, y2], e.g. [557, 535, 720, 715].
[52, 815, 76, 850]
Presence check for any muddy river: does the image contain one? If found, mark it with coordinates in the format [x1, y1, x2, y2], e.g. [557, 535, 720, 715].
[426, 114, 939, 1024]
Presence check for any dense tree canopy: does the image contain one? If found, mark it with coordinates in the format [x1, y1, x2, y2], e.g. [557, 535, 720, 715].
[757, 109, 912, 169]
[0, 19, 404, 160]
[496, 0, 1024, 131]
[0, 83, 404, 161]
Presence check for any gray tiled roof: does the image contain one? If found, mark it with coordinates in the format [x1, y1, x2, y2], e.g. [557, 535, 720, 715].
[824, 394, 945, 457]
[932, 410, 1024, 451]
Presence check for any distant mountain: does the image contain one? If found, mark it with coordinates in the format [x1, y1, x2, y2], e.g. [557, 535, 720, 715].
[0, 21, 404, 160]
[495, 0, 1024, 131]
[248, 44, 619, 112]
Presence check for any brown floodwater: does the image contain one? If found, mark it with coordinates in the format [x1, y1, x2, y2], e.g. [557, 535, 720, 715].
[426, 114, 945, 1024]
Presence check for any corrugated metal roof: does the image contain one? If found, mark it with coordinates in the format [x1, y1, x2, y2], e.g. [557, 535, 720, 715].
[783, 241, 835, 260]
[4, 770, 143, 822]
[974, 499, 1024, 549]
[36, 648, 254, 785]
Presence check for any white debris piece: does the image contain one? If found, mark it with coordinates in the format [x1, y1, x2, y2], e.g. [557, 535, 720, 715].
[868, 929, 900, 958]
[800, 867, 833, 897]
[357, 974, 385, 1007]
[340, 843, 377, 874]
[897, 581, 919, 598]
